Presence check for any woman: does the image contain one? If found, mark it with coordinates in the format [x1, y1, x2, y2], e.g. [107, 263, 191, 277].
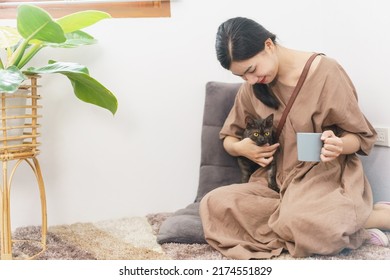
[199, 17, 390, 259]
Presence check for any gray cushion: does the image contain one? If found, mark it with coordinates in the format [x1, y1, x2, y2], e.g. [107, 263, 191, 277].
[156, 203, 205, 244]
[157, 81, 242, 244]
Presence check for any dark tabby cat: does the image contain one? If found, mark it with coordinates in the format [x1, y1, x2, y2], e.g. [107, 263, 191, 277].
[237, 113, 279, 193]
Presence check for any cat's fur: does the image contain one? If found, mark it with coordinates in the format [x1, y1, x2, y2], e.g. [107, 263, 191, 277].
[237, 114, 279, 193]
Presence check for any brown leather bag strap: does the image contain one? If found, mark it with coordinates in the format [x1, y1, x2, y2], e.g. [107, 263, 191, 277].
[275, 53, 322, 141]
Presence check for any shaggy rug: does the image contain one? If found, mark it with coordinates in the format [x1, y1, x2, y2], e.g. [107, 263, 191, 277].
[5, 213, 390, 260]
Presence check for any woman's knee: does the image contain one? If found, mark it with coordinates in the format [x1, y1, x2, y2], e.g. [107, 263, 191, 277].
[201, 185, 231, 208]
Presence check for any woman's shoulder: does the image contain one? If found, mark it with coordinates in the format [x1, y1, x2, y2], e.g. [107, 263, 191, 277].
[237, 82, 254, 97]
[317, 54, 345, 72]
[238, 81, 252, 90]
[314, 54, 352, 82]
[314, 54, 356, 93]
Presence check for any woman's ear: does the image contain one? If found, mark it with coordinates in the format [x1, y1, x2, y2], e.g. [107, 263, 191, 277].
[264, 38, 275, 50]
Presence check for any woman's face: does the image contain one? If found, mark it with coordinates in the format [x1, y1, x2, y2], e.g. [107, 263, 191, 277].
[229, 39, 278, 85]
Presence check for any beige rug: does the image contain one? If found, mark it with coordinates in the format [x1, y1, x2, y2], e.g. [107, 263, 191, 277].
[7, 213, 390, 260]
[11, 216, 167, 260]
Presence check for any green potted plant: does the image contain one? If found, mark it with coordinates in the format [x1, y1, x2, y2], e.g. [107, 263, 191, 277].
[0, 4, 118, 115]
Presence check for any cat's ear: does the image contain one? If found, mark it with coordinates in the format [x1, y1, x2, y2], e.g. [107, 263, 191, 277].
[265, 113, 274, 126]
[245, 116, 255, 128]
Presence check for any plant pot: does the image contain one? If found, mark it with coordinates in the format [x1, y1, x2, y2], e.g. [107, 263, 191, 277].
[0, 81, 41, 159]
[0, 89, 29, 149]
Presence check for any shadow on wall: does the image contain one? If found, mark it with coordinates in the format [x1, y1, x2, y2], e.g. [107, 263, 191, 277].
[360, 146, 390, 202]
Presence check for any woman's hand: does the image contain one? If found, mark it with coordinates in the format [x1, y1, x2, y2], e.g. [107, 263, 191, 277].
[320, 130, 361, 162]
[224, 136, 280, 167]
[320, 130, 343, 162]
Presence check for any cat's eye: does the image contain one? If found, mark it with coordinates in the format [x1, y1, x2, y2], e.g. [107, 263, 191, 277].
[253, 132, 259, 137]
[264, 132, 270, 136]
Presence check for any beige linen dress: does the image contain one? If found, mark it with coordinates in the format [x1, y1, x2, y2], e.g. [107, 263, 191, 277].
[199, 55, 377, 259]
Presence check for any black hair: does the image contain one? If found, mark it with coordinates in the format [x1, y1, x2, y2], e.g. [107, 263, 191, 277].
[215, 17, 280, 109]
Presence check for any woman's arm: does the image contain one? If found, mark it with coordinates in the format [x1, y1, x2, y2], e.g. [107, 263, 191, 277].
[223, 135, 280, 167]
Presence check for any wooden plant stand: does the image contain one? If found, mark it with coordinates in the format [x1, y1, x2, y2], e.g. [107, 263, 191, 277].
[0, 76, 47, 260]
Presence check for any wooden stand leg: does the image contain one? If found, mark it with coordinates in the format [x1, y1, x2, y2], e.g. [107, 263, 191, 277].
[32, 157, 47, 250]
[0, 158, 47, 260]
[1, 161, 12, 260]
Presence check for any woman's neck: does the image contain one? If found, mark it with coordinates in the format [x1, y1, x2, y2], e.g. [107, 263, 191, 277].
[274, 47, 314, 87]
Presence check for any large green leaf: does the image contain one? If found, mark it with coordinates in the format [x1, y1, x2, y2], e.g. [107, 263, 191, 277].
[25, 62, 117, 115]
[25, 61, 89, 75]
[0, 66, 26, 93]
[0, 26, 21, 48]
[56, 10, 111, 34]
[67, 72, 118, 115]
[44, 31, 97, 48]
[17, 5, 66, 43]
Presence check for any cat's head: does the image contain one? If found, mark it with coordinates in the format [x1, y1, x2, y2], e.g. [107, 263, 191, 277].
[243, 114, 274, 146]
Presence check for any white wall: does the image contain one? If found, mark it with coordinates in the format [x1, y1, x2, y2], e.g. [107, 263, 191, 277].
[1, 0, 389, 229]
